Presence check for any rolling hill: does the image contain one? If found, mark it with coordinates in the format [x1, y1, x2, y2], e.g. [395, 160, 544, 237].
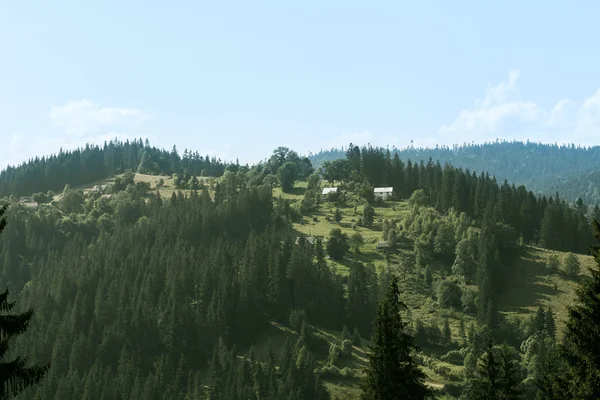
[4, 141, 598, 399]
[64, 172, 595, 398]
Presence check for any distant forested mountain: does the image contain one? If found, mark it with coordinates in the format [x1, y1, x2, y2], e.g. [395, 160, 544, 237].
[0, 139, 228, 198]
[308, 141, 600, 205]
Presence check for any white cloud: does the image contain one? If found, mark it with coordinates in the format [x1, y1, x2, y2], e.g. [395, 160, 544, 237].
[48, 99, 147, 136]
[0, 99, 150, 169]
[440, 69, 542, 136]
[439, 70, 600, 147]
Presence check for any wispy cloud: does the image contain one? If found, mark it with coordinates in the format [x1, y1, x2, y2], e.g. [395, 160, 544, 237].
[1, 99, 151, 169]
[439, 70, 600, 146]
[48, 99, 147, 136]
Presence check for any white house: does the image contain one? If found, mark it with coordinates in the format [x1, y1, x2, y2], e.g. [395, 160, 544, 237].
[321, 187, 339, 198]
[376, 241, 390, 250]
[18, 197, 38, 209]
[295, 236, 317, 245]
[92, 185, 106, 193]
[374, 187, 394, 200]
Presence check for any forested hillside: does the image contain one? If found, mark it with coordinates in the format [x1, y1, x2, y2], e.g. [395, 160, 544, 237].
[309, 141, 600, 205]
[316, 144, 596, 255]
[2, 142, 600, 399]
[0, 139, 229, 198]
[5, 176, 340, 399]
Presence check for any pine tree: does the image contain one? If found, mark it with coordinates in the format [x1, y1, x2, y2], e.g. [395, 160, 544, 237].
[442, 317, 452, 347]
[546, 253, 560, 273]
[562, 252, 581, 278]
[548, 219, 600, 398]
[0, 206, 49, 398]
[545, 307, 556, 341]
[352, 327, 362, 347]
[459, 316, 466, 347]
[496, 344, 524, 400]
[465, 334, 500, 400]
[340, 325, 351, 342]
[361, 276, 431, 399]
[533, 306, 546, 335]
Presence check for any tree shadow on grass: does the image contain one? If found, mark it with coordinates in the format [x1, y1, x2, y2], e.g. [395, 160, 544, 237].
[498, 249, 564, 314]
[334, 251, 387, 269]
[284, 186, 307, 197]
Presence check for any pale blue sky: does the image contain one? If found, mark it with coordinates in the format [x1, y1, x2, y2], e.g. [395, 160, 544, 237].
[2, 1, 600, 166]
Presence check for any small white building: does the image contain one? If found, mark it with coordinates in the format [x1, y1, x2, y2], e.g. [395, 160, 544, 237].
[321, 187, 339, 198]
[295, 236, 317, 245]
[374, 187, 394, 200]
[376, 241, 390, 250]
[18, 197, 38, 209]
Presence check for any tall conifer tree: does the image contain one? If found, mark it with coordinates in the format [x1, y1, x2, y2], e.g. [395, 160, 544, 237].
[548, 219, 600, 399]
[361, 276, 431, 400]
[0, 205, 49, 398]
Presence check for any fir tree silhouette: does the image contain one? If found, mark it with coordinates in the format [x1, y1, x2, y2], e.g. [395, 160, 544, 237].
[0, 205, 49, 398]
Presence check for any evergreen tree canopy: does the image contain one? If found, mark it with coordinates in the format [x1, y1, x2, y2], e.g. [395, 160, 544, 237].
[308, 141, 600, 206]
[548, 219, 600, 399]
[361, 276, 431, 400]
[0, 206, 48, 399]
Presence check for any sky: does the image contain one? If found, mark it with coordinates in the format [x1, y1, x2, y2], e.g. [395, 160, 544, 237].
[2, 1, 600, 167]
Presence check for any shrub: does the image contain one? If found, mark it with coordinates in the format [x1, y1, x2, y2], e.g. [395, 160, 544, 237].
[340, 325, 351, 341]
[461, 287, 478, 314]
[419, 355, 437, 368]
[341, 339, 353, 357]
[546, 254, 560, 273]
[424, 266, 433, 287]
[363, 205, 375, 226]
[350, 233, 364, 253]
[319, 365, 356, 379]
[440, 350, 465, 365]
[463, 350, 477, 376]
[414, 353, 426, 366]
[327, 191, 341, 202]
[327, 343, 342, 366]
[426, 321, 442, 346]
[563, 252, 581, 277]
[433, 364, 451, 376]
[352, 327, 362, 346]
[326, 228, 350, 260]
[437, 279, 463, 309]
[334, 208, 342, 222]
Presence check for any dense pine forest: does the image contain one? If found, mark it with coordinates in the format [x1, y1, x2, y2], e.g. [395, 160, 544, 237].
[0, 139, 230, 198]
[1, 141, 600, 399]
[309, 141, 600, 205]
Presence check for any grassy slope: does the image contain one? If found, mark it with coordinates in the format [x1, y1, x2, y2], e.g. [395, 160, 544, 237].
[72, 175, 595, 398]
[274, 181, 595, 398]
[69, 173, 215, 199]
